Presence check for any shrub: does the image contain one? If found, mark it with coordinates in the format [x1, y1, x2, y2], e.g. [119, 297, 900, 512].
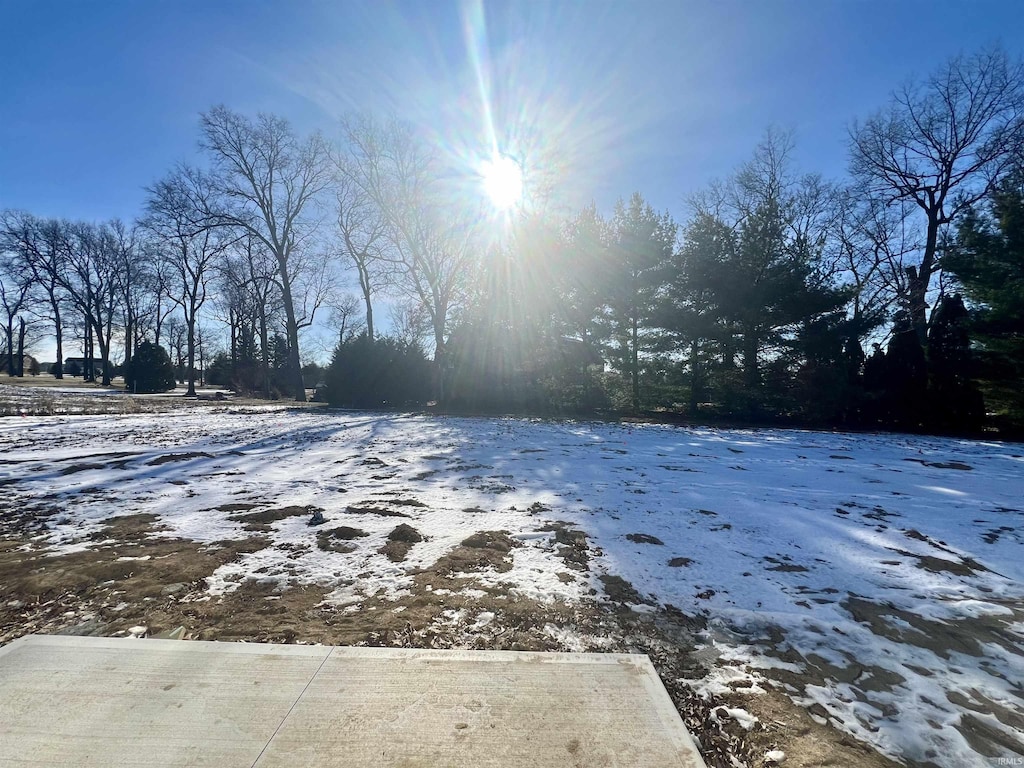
[324, 334, 431, 408]
[125, 341, 176, 394]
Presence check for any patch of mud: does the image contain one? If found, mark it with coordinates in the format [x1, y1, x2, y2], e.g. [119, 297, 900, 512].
[420, 531, 518, 577]
[599, 574, 648, 605]
[0, 514, 268, 645]
[538, 521, 591, 571]
[903, 458, 974, 471]
[316, 526, 369, 553]
[0, 507, 911, 768]
[214, 502, 257, 513]
[888, 529, 992, 576]
[627, 532, 664, 545]
[763, 555, 810, 573]
[841, 595, 1024, 660]
[230, 505, 319, 532]
[59, 462, 109, 475]
[379, 524, 423, 562]
[146, 451, 214, 466]
[343, 504, 411, 518]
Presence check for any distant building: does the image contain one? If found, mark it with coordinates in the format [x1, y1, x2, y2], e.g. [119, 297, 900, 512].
[63, 357, 108, 377]
[1, 354, 39, 376]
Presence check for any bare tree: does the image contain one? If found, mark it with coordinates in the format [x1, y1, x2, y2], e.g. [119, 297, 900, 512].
[144, 166, 234, 396]
[199, 106, 332, 401]
[0, 251, 33, 376]
[221, 234, 284, 398]
[850, 46, 1024, 340]
[332, 144, 397, 341]
[108, 219, 148, 373]
[829, 189, 918, 332]
[340, 115, 479, 402]
[389, 299, 432, 348]
[1, 213, 70, 377]
[327, 292, 365, 347]
[135, 237, 177, 349]
[58, 222, 122, 384]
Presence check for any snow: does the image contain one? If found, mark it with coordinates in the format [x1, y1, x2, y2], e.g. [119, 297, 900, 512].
[1, 405, 1022, 765]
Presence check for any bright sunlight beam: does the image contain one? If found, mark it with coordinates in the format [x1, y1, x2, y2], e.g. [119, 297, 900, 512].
[480, 154, 523, 210]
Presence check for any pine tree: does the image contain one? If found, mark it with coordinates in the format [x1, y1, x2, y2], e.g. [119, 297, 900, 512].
[944, 173, 1024, 428]
[927, 295, 984, 431]
[125, 341, 176, 394]
[602, 193, 677, 413]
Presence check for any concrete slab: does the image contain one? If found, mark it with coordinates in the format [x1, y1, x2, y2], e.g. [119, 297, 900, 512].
[0, 635, 706, 768]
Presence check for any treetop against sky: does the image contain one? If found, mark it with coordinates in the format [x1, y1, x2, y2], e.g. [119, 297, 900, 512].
[2, 0, 1023, 223]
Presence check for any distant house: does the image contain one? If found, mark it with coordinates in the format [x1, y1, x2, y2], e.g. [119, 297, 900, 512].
[1, 354, 39, 376]
[63, 357, 108, 377]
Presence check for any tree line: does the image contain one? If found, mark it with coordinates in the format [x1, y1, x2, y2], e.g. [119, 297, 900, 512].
[2, 47, 1023, 433]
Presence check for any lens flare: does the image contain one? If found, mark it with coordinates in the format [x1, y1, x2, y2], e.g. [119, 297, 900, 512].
[480, 154, 523, 209]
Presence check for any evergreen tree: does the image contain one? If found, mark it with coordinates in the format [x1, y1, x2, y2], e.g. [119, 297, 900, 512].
[125, 341, 176, 394]
[927, 294, 984, 431]
[324, 334, 431, 408]
[944, 172, 1024, 427]
[601, 193, 677, 413]
[653, 212, 732, 415]
[879, 310, 928, 428]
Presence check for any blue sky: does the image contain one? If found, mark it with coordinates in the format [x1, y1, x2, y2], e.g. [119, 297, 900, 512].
[2, 0, 1023, 223]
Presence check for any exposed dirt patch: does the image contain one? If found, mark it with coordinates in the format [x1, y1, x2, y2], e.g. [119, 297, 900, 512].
[599, 574, 647, 604]
[0, 515, 268, 645]
[343, 504, 411, 518]
[764, 556, 810, 573]
[627, 532, 664, 545]
[379, 523, 424, 562]
[316, 526, 369, 553]
[59, 462, 108, 475]
[146, 452, 214, 466]
[903, 458, 974, 471]
[214, 502, 258, 513]
[538, 521, 591, 571]
[736, 687, 900, 768]
[417, 531, 519, 577]
[669, 557, 693, 567]
[0, 508, 915, 768]
[388, 498, 427, 508]
[230, 505, 319, 532]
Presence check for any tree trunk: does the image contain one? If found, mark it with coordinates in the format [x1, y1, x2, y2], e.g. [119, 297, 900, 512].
[185, 313, 197, 396]
[743, 330, 760, 390]
[276, 261, 306, 402]
[16, 318, 26, 377]
[721, 326, 735, 371]
[229, 308, 238, 367]
[909, 214, 940, 345]
[52, 299, 63, 379]
[84, 317, 94, 382]
[100, 311, 113, 386]
[259, 311, 271, 400]
[433, 312, 446, 406]
[95, 319, 112, 386]
[3, 322, 13, 377]
[689, 339, 701, 416]
[123, 312, 135, 373]
[630, 313, 640, 413]
[358, 263, 374, 341]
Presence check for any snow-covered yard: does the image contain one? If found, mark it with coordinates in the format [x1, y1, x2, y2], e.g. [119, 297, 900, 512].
[1, 403, 1022, 766]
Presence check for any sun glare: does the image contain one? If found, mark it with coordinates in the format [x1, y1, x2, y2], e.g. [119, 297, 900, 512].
[480, 154, 523, 210]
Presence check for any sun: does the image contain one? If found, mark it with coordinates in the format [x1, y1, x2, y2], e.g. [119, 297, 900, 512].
[480, 154, 523, 210]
